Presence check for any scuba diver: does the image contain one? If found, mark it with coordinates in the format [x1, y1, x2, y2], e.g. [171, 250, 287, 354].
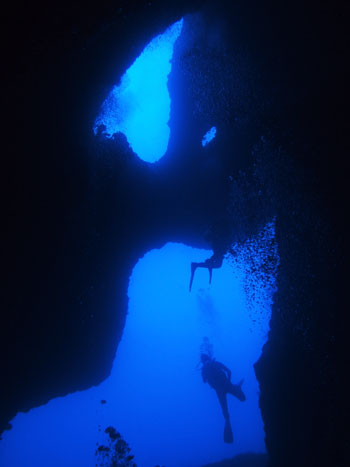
[189, 218, 233, 292]
[189, 247, 225, 292]
[200, 353, 246, 443]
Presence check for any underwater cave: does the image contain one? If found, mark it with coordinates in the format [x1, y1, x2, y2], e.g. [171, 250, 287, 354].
[1, 2, 342, 467]
[0, 233, 278, 466]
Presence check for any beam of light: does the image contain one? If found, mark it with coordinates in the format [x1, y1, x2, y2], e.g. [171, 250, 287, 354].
[93, 18, 183, 163]
[0, 223, 278, 467]
[202, 126, 217, 146]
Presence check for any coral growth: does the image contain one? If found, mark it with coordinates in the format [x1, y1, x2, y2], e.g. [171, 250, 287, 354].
[95, 426, 136, 467]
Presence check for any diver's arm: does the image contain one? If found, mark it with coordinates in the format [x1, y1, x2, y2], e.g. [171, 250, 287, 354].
[218, 362, 231, 381]
[222, 364, 231, 381]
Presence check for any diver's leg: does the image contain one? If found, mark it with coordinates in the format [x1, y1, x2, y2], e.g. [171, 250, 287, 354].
[189, 262, 197, 292]
[207, 255, 224, 285]
[189, 262, 199, 292]
[216, 391, 233, 443]
[190, 255, 223, 291]
[189, 262, 209, 291]
[227, 382, 246, 402]
[224, 418, 233, 443]
[216, 391, 230, 420]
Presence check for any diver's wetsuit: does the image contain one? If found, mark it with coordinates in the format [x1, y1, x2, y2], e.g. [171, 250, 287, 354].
[189, 251, 225, 289]
[189, 219, 233, 291]
[202, 359, 245, 419]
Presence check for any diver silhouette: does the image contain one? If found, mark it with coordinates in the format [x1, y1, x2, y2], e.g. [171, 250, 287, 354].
[189, 249, 225, 291]
[201, 353, 246, 443]
[189, 218, 233, 292]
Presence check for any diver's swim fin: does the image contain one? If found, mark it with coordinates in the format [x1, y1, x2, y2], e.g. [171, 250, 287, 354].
[224, 419, 233, 443]
[189, 263, 197, 292]
[208, 267, 213, 284]
[230, 379, 246, 402]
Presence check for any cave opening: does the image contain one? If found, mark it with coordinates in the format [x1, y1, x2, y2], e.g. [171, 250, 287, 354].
[0, 228, 278, 466]
[0, 11, 282, 467]
[93, 18, 184, 163]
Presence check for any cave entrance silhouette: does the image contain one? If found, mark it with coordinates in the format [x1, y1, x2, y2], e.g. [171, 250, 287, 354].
[0, 234, 277, 467]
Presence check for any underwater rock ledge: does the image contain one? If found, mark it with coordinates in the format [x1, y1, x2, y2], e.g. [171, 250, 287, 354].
[202, 452, 268, 467]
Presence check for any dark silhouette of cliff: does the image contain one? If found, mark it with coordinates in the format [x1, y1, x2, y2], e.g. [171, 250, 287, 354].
[203, 452, 268, 467]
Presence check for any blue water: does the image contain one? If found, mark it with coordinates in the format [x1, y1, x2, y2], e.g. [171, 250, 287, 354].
[202, 127, 217, 146]
[93, 19, 183, 163]
[0, 225, 278, 466]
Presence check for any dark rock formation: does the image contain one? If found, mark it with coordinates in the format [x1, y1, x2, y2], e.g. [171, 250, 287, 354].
[95, 426, 136, 466]
[2, 1, 344, 466]
[202, 452, 268, 467]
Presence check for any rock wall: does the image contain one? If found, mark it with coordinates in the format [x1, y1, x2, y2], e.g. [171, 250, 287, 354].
[2, 1, 344, 465]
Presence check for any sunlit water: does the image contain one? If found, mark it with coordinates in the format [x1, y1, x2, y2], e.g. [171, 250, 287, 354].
[94, 19, 183, 163]
[202, 127, 217, 147]
[0, 227, 278, 467]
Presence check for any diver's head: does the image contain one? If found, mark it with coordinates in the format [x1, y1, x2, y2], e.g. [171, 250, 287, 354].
[200, 353, 211, 364]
